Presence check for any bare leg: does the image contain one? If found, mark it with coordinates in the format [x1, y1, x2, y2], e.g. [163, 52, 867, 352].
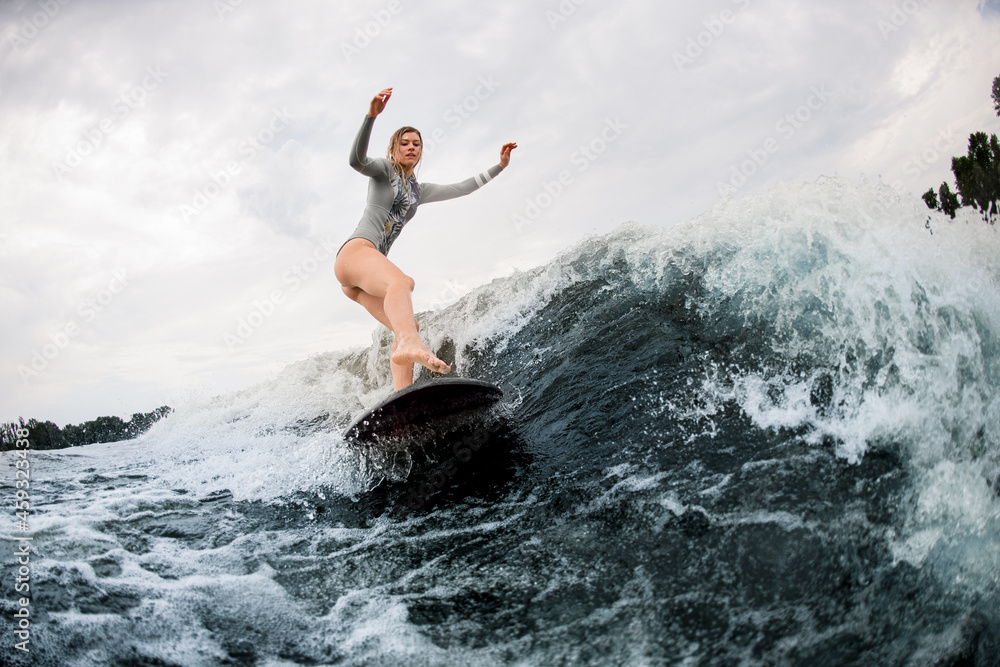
[390, 332, 415, 389]
[341, 285, 417, 389]
[336, 239, 450, 388]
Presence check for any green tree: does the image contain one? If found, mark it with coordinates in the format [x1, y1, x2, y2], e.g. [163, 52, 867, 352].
[923, 74, 1000, 223]
[88, 415, 124, 443]
[0, 406, 172, 452]
[951, 132, 1000, 220]
[61, 423, 86, 447]
[17, 418, 64, 450]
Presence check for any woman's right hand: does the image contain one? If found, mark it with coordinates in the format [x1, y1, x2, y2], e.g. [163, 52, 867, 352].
[368, 88, 392, 117]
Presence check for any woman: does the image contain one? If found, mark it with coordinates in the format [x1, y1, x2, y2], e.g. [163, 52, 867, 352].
[335, 87, 517, 390]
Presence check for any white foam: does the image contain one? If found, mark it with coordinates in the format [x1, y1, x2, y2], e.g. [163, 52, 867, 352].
[7, 176, 1000, 667]
[653, 178, 1000, 588]
[656, 179, 998, 468]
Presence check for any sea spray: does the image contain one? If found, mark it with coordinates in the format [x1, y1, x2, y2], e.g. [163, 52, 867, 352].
[4, 177, 997, 665]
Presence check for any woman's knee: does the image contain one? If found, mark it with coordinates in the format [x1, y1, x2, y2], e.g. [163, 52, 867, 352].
[388, 273, 416, 294]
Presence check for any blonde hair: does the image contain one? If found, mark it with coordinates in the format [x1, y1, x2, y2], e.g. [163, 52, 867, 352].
[386, 126, 423, 178]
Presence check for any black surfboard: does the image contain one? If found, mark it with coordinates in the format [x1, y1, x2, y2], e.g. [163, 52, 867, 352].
[344, 378, 503, 445]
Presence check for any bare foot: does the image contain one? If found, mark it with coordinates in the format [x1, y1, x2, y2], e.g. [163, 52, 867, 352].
[391, 337, 452, 375]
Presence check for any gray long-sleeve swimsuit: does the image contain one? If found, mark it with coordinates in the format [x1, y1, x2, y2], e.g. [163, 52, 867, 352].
[345, 115, 504, 256]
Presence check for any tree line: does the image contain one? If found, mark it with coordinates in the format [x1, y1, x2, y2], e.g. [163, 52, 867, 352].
[0, 406, 172, 452]
[922, 74, 1000, 223]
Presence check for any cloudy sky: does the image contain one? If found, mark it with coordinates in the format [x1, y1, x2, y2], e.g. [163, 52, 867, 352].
[2, 0, 999, 425]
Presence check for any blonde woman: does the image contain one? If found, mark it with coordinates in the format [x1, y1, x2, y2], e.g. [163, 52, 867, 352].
[335, 87, 517, 389]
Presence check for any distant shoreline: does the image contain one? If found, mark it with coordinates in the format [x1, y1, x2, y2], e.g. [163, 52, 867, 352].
[0, 406, 172, 452]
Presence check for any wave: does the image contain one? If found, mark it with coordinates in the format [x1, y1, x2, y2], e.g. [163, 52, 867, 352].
[9, 177, 998, 665]
[123, 177, 999, 530]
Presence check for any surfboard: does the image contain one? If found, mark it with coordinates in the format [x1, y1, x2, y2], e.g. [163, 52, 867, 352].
[344, 378, 503, 445]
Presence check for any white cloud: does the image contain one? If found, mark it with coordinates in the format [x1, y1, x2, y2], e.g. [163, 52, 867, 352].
[1, 0, 999, 424]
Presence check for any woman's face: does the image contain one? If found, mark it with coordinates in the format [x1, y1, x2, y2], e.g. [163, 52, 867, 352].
[393, 132, 422, 172]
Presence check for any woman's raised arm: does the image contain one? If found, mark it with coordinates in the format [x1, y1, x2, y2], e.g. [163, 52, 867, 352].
[350, 88, 395, 177]
[368, 87, 392, 117]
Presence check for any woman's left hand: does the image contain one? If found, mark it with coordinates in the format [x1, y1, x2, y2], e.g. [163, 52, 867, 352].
[499, 142, 517, 168]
